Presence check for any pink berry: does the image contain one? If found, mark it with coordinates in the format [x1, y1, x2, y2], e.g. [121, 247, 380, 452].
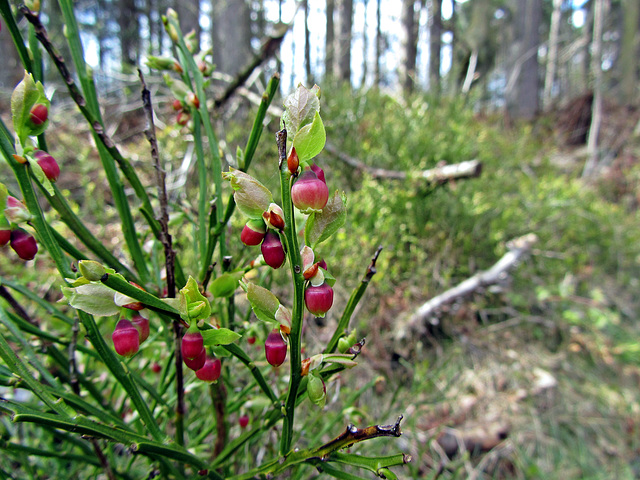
[196, 356, 222, 382]
[182, 331, 204, 360]
[239, 414, 249, 428]
[304, 282, 334, 316]
[131, 314, 150, 343]
[184, 347, 206, 371]
[265, 329, 287, 367]
[172, 99, 183, 111]
[10, 229, 38, 261]
[261, 231, 285, 269]
[241, 220, 266, 246]
[0, 229, 10, 246]
[112, 319, 140, 357]
[34, 151, 60, 181]
[29, 103, 48, 126]
[291, 170, 329, 212]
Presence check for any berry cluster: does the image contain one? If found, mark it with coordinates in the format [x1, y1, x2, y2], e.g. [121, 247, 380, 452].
[182, 329, 221, 382]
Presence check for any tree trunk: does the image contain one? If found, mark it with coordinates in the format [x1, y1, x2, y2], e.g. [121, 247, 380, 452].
[336, 0, 353, 83]
[429, 0, 442, 96]
[175, 0, 200, 52]
[543, 0, 562, 110]
[325, 0, 335, 80]
[118, 0, 140, 70]
[374, 0, 382, 86]
[360, 0, 370, 88]
[304, 0, 312, 84]
[620, 0, 639, 101]
[584, 0, 607, 176]
[211, 0, 252, 78]
[506, 0, 542, 120]
[399, 0, 419, 94]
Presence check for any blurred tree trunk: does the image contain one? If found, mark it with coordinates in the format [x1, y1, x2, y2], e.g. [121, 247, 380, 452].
[118, 0, 140, 70]
[211, 0, 252, 78]
[429, 0, 442, 96]
[543, 0, 562, 110]
[374, 0, 382, 86]
[304, 0, 312, 84]
[620, 0, 639, 102]
[0, 20, 22, 88]
[145, 0, 157, 56]
[506, 0, 542, 120]
[175, 0, 200, 52]
[360, 0, 369, 88]
[399, 0, 419, 94]
[325, 0, 335, 80]
[584, 0, 607, 176]
[581, 0, 594, 93]
[336, 0, 353, 83]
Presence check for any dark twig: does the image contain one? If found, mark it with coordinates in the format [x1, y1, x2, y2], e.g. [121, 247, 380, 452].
[139, 69, 184, 447]
[68, 318, 80, 395]
[214, 26, 288, 109]
[210, 381, 228, 458]
[317, 416, 404, 455]
[0, 285, 37, 327]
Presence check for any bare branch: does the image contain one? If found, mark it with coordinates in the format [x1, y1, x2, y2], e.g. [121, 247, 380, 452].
[397, 233, 538, 340]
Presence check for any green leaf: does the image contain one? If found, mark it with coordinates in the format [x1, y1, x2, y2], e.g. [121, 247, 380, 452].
[201, 328, 242, 346]
[26, 154, 54, 196]
[246, 283, 280, 325]
[305, 191, 347, 248]
[293, 111, 326, 164]
[281, 84, 321, 139]
[210, 272, 243, 298]
[179, 276, 211, 323]
[223, 168, 273, 219]
[11, 71, 49, 145]
[61, 283, 121, 317]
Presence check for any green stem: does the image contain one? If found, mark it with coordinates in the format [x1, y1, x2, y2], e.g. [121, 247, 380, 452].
[276, 129, 305, 455]
[0, 1, 33, 72]
[325, 246, 383, 353]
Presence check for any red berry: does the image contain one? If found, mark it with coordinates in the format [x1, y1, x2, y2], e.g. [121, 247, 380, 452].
[182, 331, 204, 360]
[29, 103, 48, 126]
[196, 356, 222, 382]
[177, 111, 190, 126]
[34, 150, 60, 181]
[247, 336, 256, 345]
[131, 314, 150, 343]
[0, 229, 10, 246]
[291, 170, 329, 212]
[151, 362, 162, 373]
[241, 220, 266, 246]
[10, 229, 38, 261]
[239, 414, 249, 428]
[304, 282, 334, 316]
[265, 329, 287, 367]
[112, 319, 140, 357]
[172, 99, 183, 111]
[184, 347, 206, 371]
[261, 231, 285, 269]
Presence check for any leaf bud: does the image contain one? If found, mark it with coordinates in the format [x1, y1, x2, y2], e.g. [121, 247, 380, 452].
[287, 147, 300, 175]
[29, 103, 48, 126]
[307, 371, 326, 408]
[4, 196, 32, 224]
[78, 260, 106, 281]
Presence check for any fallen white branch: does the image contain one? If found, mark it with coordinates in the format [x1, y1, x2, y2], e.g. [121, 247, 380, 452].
[324, 142, 482, 183]
[396, 233, 538, 341]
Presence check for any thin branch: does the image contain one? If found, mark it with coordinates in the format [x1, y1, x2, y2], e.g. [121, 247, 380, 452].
[214, 25, 288, 109]
[325, 142, 482, 183]
[397, 233, 538, 340]
[0, 285, 37, 327]
[210, 381, 228, 458]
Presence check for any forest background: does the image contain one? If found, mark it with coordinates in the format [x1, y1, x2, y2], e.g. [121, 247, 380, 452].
[1, 0, 640, 478]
